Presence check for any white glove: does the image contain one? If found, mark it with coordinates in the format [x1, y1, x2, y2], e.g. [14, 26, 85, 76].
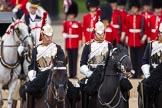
[80, 65, 93, 78]
[141, 64, 150, 79]
[63, 33, 68, 39]
[141, 35, 147, 44]
[125, 36, 128, 45]
[12, 7, 18, 13]
[86, 70, 93, 77]
[17, 45, 25, 56]
[120, 32, 125, 42]
[28, 70, 36, 81]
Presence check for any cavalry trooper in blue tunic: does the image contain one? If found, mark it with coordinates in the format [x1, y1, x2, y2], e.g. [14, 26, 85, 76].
[138, 22, 162, 108]
[80, 20, 113, 108]
[19, 24, 65, 102]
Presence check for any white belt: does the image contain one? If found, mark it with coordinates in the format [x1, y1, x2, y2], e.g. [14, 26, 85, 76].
[151, 29, 156, 33]
[67, 34, 79, 38]
[86, 28, 93, 32]
[89, 64, 105, 68]
[39, 66, 51, 71]
[129, 29, 141, 33]
[112, 24, 120, 28]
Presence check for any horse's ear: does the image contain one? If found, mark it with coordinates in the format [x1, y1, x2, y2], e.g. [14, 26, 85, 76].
[12, 17, 16, 22]
[63, 56, 68, 66]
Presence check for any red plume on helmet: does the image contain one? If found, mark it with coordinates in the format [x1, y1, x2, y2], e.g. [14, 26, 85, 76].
[39, 12, 48, 41]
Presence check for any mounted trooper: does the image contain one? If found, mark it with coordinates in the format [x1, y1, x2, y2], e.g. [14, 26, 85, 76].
[21, 0, 41, 32]
[19, 23, 65, 101]
[80, 20, 113, 108]
[138, 22, 162, 108]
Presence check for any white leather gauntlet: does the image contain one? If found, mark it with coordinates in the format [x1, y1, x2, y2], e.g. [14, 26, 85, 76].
[80, 65, 93, 77]
[141, 64, 150, 79]
[28, 70, 36, 81]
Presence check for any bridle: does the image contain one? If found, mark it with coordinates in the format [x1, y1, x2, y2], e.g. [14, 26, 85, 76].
[45, 66, 68, 108]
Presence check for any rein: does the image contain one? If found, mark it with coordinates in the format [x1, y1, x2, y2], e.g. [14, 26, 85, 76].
[0, 41, 20, 69]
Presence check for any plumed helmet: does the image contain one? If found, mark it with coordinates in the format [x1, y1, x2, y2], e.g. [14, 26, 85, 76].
[95, 20, 105, 34]
[107, 0, 117, 3]
[30, 0, 39, 8]
[152, 0, 162, 9]
[140, 0, 151, 6]
[117, 0, 127, 5]
[86, 0, 100, 10]
[66, 1, 78, 17]
[159, 23, 162, 32]
[100, 3, 112, 21]
[128, 0, 140, 9]
[42, 24, 53, 36]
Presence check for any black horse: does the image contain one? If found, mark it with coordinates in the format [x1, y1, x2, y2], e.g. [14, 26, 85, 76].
[138, 62, 162, 108]
[20, 60, 69, 108]
[97, 45, 132, 108]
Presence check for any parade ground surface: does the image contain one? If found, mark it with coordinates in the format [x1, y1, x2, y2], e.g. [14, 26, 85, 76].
[2, 25, 141, 108]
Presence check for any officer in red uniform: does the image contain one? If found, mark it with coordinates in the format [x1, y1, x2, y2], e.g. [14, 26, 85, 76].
[82, 0, 100, 43]
[139, 0, 153, 43]
[107, 0, 121, 45]
[100, 3, 114, 43]
[117, 0, 127, 44]
[62, 1, 82, 78]
[10, 0, 28, 19]
[125, 0, 145, 78]
[149, 0, 162, 41]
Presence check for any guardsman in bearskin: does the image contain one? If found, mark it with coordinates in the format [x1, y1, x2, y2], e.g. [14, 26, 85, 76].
[82, 0, 100, 43]
[149, 0, 162, 41]
[139, 0, 153, 44]
[10, 0, 28, 19]
[21, 0, 41, 30]
[100, 3, 114, 43]
[125, 0, 145, 78]
[138, 22, 162, 108]
[117, 0, 128, 45]
[80, 20, 113, 108]
[107, 0, 121, 45]
[62, 1, 82, 78]
[19, 24, 65, 104]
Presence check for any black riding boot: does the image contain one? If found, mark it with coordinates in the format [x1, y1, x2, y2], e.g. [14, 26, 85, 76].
[18, 55, 26, 80]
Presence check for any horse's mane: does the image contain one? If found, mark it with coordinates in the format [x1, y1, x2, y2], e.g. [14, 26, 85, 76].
[117, 44, 128, 55]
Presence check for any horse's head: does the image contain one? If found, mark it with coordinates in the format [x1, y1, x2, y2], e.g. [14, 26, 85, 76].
[10, 18, 33, 48]
[109, 44, 132, 73]
[30, 22, 42, 45]
[50, 60, 68, 101]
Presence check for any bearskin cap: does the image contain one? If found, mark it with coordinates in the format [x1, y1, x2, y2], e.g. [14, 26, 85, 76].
[117, 0, 127, 5]
[100, 3, 112, 21]
[140, 0, 151, 6]
[152, 0, 162, 9]
[107, 0, 117, 3]
[66, 1, 78, 17]
[128, 0, 140, 9]
[86, 0, 100, 10]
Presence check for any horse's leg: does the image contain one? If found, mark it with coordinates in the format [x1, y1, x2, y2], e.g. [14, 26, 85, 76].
[0, 85, 3, 108]
[8, 79, 18, 108]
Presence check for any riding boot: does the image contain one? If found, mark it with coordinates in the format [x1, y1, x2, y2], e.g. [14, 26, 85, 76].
[12, 100, 17, 108]
[18, 54, 26, 80]
[122, 91, 130, 108]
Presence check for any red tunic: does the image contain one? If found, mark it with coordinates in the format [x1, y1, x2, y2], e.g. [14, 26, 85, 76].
[105, 24, 115, 43]
[111, 9, 121, 44]
[82, 10, 100, 43]
[139, 11, 153, 40]
[63, 20, 82, 49]
[125, 14, 145, 47]
[10, 0, 28, 14]
[149, 15, 162, 40]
